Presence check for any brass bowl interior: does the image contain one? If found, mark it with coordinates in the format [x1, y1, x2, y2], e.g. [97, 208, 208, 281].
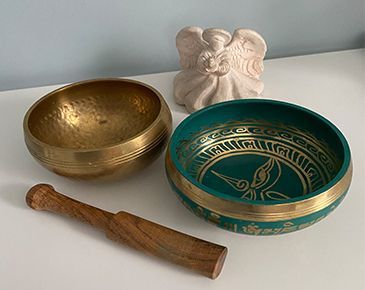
[27, 80, 161, 149]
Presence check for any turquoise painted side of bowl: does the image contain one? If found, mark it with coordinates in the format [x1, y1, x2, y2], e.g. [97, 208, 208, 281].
[167, 173, 349, 235]
[166, 99, 352, 235]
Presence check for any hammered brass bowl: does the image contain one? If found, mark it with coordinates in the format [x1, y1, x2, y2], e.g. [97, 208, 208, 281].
[24, 78, 172, 180]
[166, 99, 352, 235]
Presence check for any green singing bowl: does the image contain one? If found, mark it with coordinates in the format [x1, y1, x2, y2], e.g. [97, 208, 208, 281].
[166, 99, 352, 235]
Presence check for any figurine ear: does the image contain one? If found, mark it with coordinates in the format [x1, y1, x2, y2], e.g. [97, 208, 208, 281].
[226, 29, 267, 78]
[176, 26, 207, 70]
[229, 29, 267, 57]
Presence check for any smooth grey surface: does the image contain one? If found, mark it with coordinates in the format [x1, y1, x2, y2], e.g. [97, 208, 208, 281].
[0, 0, 364, 91]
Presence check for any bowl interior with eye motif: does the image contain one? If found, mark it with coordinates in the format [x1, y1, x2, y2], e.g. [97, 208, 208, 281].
[166, 99, 352, 235]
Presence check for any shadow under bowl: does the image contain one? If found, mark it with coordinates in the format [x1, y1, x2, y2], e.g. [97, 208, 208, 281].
[24, 78, 172, 180]
[166, 99, 352, 235]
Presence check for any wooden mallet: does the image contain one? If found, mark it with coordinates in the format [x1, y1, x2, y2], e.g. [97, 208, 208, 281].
[26, 184, 227, 279]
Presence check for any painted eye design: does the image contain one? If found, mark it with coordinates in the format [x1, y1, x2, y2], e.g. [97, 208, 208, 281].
[251, 158, 276, 189]
[212, 157, 290, 201]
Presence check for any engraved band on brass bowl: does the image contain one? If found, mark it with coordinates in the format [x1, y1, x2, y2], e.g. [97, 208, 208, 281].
[166, 151, 352, 222]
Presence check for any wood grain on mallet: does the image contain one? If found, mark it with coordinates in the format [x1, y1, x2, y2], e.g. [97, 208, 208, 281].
[26, 184, 227, 279]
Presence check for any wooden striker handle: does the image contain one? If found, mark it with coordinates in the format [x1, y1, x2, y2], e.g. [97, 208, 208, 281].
[26, 184, 227, 279]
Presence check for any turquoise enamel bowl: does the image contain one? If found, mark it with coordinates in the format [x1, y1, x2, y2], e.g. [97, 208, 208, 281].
[166, 99, 352, 235]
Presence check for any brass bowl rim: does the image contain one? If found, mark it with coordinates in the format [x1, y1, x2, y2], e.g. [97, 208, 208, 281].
[23, 78, 167, 153]
[168, 99, 352, 206]
[166, 151, 352, 221]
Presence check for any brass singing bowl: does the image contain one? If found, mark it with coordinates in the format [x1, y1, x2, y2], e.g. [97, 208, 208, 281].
[24, 78, 172, 180]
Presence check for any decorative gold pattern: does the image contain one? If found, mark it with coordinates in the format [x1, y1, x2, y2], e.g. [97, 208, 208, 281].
[166, 150, 352, 222]
[211, 157, 290, 200]
[176, 120, 341, 197]
[240, 219, 325, 235]
[173, 185, 344, 234]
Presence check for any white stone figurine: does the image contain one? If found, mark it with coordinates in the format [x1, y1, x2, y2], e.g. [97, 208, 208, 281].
[174, 27, 267, 113]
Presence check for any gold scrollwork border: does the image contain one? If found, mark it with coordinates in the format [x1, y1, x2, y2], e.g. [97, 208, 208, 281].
[166, 150, 352, 222]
